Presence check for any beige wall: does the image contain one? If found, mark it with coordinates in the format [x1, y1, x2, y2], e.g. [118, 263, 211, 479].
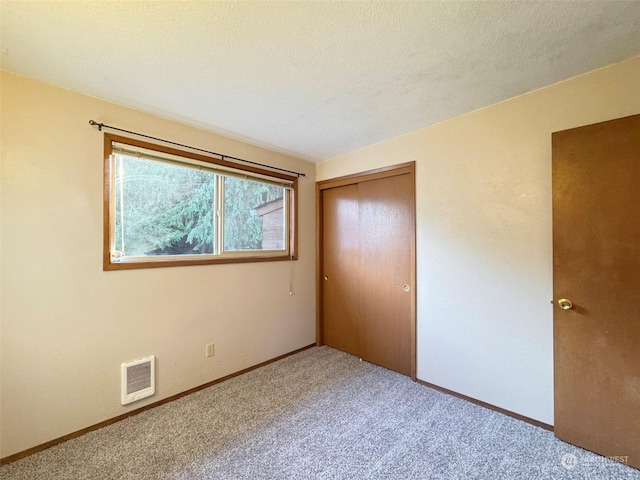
[0, 72, 316, 457]
[317, 56, 640, 425]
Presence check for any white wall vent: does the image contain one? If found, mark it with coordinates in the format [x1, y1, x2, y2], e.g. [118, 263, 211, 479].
[121, 355, 155, 405]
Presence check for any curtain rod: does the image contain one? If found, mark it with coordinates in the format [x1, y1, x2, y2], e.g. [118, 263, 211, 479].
[88, 120, 306, 178]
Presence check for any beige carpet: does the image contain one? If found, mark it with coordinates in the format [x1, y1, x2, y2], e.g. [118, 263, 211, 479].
[1, 346, 638, 479]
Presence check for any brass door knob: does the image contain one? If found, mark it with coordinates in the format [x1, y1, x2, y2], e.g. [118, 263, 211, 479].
[558, 298, 573, 310]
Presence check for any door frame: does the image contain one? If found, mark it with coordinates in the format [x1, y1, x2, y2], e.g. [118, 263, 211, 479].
[316, 162, 417, 379]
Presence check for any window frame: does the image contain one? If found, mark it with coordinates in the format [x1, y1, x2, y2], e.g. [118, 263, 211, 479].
[103, 133, 298, 271]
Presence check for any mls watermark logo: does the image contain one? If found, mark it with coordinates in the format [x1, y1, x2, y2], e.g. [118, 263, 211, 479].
[561, 453, 578, 470]
[561, 452, 629, 470]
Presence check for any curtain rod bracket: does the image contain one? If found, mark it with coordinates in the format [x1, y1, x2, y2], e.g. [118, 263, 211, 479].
[88, 120, 305, 177]
[89, 120, 103, 131]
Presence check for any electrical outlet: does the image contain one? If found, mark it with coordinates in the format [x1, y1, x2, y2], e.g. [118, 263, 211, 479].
[206, 343, 215, 358]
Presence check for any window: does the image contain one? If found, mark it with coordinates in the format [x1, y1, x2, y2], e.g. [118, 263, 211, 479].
[103, 134, 297, 270]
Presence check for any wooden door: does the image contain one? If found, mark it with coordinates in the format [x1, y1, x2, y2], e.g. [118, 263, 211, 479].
[552, 114, 640, 469]
[359, 175, 413, 375]
[319, 164, 415, 377]
[322, 184, 362, 357]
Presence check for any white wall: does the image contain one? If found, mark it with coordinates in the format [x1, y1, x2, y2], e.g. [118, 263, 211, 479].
[316, 56, 640, 425]
[0, 72, 316, 457]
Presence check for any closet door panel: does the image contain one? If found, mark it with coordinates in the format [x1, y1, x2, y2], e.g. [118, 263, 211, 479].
[359, 174, 413, 375]
[322, 184, 363, 357]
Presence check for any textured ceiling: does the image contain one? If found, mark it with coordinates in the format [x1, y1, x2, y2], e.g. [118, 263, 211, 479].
[2, 1, 640, 162]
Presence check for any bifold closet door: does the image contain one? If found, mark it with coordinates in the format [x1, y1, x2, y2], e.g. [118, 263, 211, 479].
[322, 173, 413, 376]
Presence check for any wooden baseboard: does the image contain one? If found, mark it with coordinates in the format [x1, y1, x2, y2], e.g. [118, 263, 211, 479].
[0, 344, 315, 466]
[416, 379, 554, 431]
